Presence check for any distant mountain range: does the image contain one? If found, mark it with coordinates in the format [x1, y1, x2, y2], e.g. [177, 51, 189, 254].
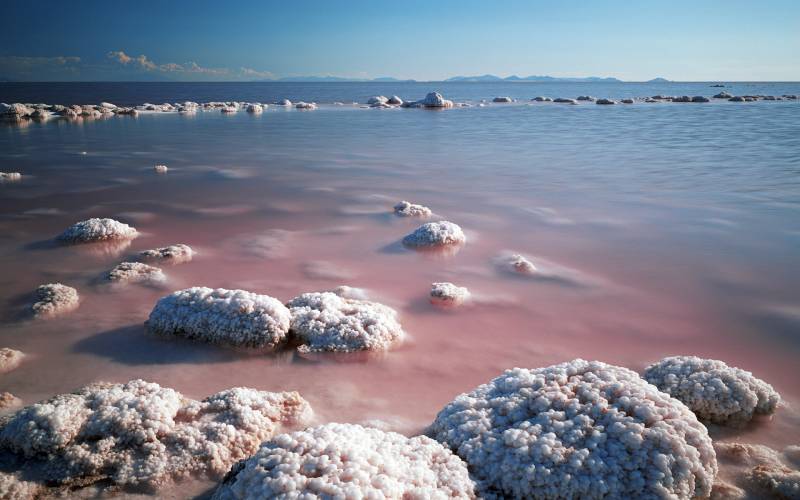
[444, 74, 623, 82]
[275, 76, 415, 83]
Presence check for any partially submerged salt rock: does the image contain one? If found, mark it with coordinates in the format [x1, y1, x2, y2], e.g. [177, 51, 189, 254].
[498, 253, 537, 274]
[493, 96, 513, 103]
[0, 471, 41, 499]
[576, 95, 596, 101]
[596, 98, 616, 105]
[532, 96, 553, 102]
[621, 98, 635, 104]
[295, 102, 317, 110]
[406, 92, 454, 109]
[402, 221, 466, 248]
[286, 292, 405, 353]
[692, 96, 711, 103]
[367, 96, 389, 105]
[644, 356, 780, 425]
[154, 164, 168, 173]
[246, 104, 263, 113]
[553, 97, 578, 104]
[138, 244, 194, 264]
[328, 285, 369, 300]
[147, 287, 291, 349]
[430, 282, 470, 307]
[0, 380, 312, 492]
[387, 95, 403, 105]
[715, 442, 800, 499]
[106, 262, 166, 284]
[0, 348, 24, 374]
[393, 200, 432, 218]
[277, 99, 292, 106]
[57, 218, 138, 243]
[0, 392, 22, 412]
[31, 283, 80, 317]
[429, 359, 717, 499]
[0, 172, 22, 182]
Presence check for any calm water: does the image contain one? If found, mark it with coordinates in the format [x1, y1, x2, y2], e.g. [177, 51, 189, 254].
[1, 82, 799, 497]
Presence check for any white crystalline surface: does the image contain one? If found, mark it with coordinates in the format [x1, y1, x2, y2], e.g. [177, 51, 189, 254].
[0, 348, 24, 374]
[0, 471, 41, 500]
[0, 380, 312, 492]
[429, 359, 717, 499]
[286, 292, 405, 353]
[430, 282, 470, 307]
[394, 200, 432, 218]
[106, 262, 166, 284]
[31, 283, 80, 317]
[644, 356, 780, 425]
[56, 218, 138, 243]
[212, 423, 475, 499]
[402, 221, 466, 248]
[147, 287, 291, 349]
[138, 243, 194, 264]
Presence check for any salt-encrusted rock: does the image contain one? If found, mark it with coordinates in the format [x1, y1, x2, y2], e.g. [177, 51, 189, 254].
[277, 99, 292, 106]
[0, 103, 34, 118]
[99, 102, 117, 110]
[553, 97, 578, 104]
[57, 218, 138, 244]
[402, 221, 466, 248]
[672, 96, 692, 102]
[30, 109, 50, 120]
[212, 423, 475, 499]
[621, 98, 635, 104]
[0, 471, 41, 499]
[367, 96, 389, 105]
[0, 380, 312, 492]
[747, 464, 800, 498]
[497, 253, 537, 275]
[711, 481, 746, 499]
[715, 442, 800, 499]
[148, 287, 291, 349]
[596, 98, 616, 105]
[692, 96, 711, 103]
[295, 102, 317, 110]
[31, 283, 80, 317]
[576, 95, 596, 101]
[221, 106, 238, 113]
[713, 92, 733, 99]
[532, 96, 553, 102]
[0, 392, 22, 411]
[429, 359, 717, 499]
[138, 244, 194, 264]
[154, 164, 168, 173]
[644, 356, 780, 425]
[286, 292, 405, 353]
[729, 96, 746, 102]
[328, 285, 369, 300]
[387, 95, 403, 105]
[393, 200, 432, 218]
[0, 348, 24, 374]
[0, 172, 22, 182]
[493, 96, 513, 103]
[414, 92, 454, 109]
[106, 262, 166, 284]
[246, 104, 263, 113]
[430, 282, 470, 307]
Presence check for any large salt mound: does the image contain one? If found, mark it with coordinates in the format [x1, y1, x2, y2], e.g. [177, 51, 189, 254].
[394, 200, 432, 218]
[286, 292, 405, 353]
[212, 423, 475, 499]
[644, 356, 780, 425]
[106, 261, 166, 284]
[402, 221, 466, 248]
[56, 218, 138, 243]
[0, 380, 312, 492]
[138, 243, 194, 264]
[147, 287, 291, 349]
[429, 359, 717, 499]
[430, 282, 470, 307]
[30, 283, 80, 317]
[0, 348, 24, 374]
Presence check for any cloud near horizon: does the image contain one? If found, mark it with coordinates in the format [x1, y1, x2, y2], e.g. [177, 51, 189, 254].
[106, 50, 274, 80]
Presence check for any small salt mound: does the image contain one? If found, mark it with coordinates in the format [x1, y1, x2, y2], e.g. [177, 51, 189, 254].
[286, 292, 405, 353]
[57, 218, 138, 243]
[212, 423, 475, 499]
[596, 98, 616, 105]
[154, 164, 168, 173]
[0, 172, 22, 182]
[402, 221, 465, 248]
[31, 283, 80, 317]
[493, 96, 513, 103]
[394, 200, 432, 218]
[430, 282, 470, 307]
[0, 380, 312, 492]
[277, 99, 292, 106]
[499, 252, 537, 274]
[429, 359, 717, 499]
[387, 95, 403, 105]
[295, 102, 317, 110]
[138, 244, 194, 264]
[0, 348, 24, 374]
[644, 356, 780, 425]
[403, 92, 454, 109]
[367, 95, 389, 105]
[246, 104, 263, 113]
[106, 261, 166, 284]
[147, 287, 291, 349]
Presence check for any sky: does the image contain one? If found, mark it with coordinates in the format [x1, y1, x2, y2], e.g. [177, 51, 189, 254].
[1, 0, 798, 82]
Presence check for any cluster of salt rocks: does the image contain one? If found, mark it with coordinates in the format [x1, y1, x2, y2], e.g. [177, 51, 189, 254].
[30, 283, 80, 317]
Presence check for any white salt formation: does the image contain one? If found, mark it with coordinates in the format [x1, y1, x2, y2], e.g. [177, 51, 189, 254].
[403, 92, 454, 109]
[138, 244, 194, 264]
[106, 261, 166, 284]
[147, 287, 291, 349]
[430, 282, 470, 307]
[286, 292, 405, 353]
[393, 200, 432, 218]
[245, 104, 263, 113]
[328, 285, 369, 300]
[57, 218, 138, 243]
[154, 164, 168, 173]
[295, 101, 317, 110]
[493, 96, 513, 103]
[429, 359, 717, 499]
[212, 423, 475, 499]
[715, 442, 800, 499]
[0, 172, 22, 182]
[499, 253, 537, 274]
[402, 221, 466, 248]
[0, 348, 24, 374]
[30, 283, 80, 317]
[644, 356, 780, 426]
[0, 392, 22, 411]
[0, 380, 312, 493]
[0, 471, 41, 499]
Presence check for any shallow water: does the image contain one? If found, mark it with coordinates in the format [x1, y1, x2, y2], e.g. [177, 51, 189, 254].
[1, 83, 800, 497]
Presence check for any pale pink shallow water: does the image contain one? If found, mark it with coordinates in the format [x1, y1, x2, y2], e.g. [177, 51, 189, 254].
[0, 104, 799, 497]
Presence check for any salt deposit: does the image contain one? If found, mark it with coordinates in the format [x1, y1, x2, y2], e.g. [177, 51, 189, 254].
[367, 96, 389, 105]
[246, 104, 263, 113]
[429, 359, 717, 499]
[0, 392, 22, 411]
[138, 244, 194, 264]
[0, 348, 24, 374]
[430, 282, 470, 307]
[295, 102, 317, 110]
[286, 292, 405, 353]
[596, 98, 616, 105]
[277, 99, 292, 106]
[0, 172, 22, 182]
[393, 200, 432, 218]
[0, 380, 312, 492]
[106, 261, 166, 284]
[56, 218, 138, 243]
[497, 252, 537, 274]
[402, 221, 466, 248]
[493, 96, 513, 103]
[644, 356, 780, 425]
[533, 96, 553, 102]
[212, 423, 475, 499]
[147, 287, 291, 349]
[387, 95, 403, 105]
[154, 164, 168, 173]
[30, 283, 80, 317]
[554, 97, 578, 104]
[328, 285, 369, 300]
[0, 471, 41, 499]
[403, 92, 454, 109]
[715, 442, 800, 499]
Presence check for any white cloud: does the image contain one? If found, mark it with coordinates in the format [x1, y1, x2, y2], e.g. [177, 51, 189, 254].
[106, 51, 272, 80]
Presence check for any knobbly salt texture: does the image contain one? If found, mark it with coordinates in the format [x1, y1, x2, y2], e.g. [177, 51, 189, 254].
[106, 262, 166, 284]
[328, 285, 369, 300]
[56, 218, 138, 243]
[430, 282, 470, 307]
[0, 348, 24, 374]
[429, 359, 717, 499]
[0, 471, 41, 499]
[147, 287, 291, 349]
[30, 283, 80, 317]
[644, 356, 780, 425]
[212, 423, 475, 499]
[0, 172, 22, 182]
[0, 392, 22, 411]
[0, 380, 312, 493]
[138, 244, 194, 264]
[402, 221, 466, 248]
[394, 200, 432, 218]
[286, 292, 405, 353]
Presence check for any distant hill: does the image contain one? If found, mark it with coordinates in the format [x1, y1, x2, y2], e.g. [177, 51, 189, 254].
[445, 74, 623, 83]
[276, 76, 416, 83]
[646, 77, 671, 83]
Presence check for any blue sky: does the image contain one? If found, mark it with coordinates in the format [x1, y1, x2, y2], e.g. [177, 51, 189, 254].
[1, 0, 798, 81]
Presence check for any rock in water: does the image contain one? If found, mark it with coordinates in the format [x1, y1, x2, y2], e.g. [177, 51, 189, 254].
[30, 283, 80, 317]
[106, 262, 166, 284]
[402, 221, 466, 248]
[430, 282, 470, 307]
[56, 218, 138, 243]
[393, 200, 432, 218]
[138, 244, 194, 264]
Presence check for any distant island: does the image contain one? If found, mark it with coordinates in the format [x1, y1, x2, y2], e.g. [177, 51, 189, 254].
[444, 74, 622, 83]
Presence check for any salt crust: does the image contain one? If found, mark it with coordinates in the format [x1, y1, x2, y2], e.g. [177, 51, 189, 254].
[31, 283, 80, 317]
[56, 218, 138, 243]
[715, 442, 800, 499]
[147, 287, 291, 349]
[0, 348, 24, 374]
[106, 262, 166, 284]
[430, 282, 470, 307]
[138, 243, 194, 264]
[402, 221, 466, 248]
[393, 200, 432, 218]
[212, 423, 475, 499]
[644, 356, 780, 425]
[429, 359, 717, 499]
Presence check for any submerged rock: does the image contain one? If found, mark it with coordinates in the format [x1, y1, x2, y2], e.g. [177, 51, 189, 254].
[57, 218, 138, 244]
[138, 244, 194, 264]
[402, 221, 466, 248]
[0, 348, 24, 374]
[497, 253, 537, 275]
[295, 102, 317, 110]
[31, 283, 80, 317]
[106, 262, 166, 284]
[393, 200, 432, 218]
[596, 98, 616, 105]
[715, 442, 800, 499]
[430, 282, 470, 307]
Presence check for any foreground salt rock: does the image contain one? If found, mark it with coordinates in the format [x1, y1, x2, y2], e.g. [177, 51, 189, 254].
[0, 380, 312, 494]
[213, 423, 475, 499]
[0, 172, 22, 182]
[138, 243, 194, 264]
[0, 348, 24, 374]
[714, 442, 800, 499]
[403, 92, 454, 109]
[402, 221, 466, 248]
[147, 287, 291, 349]
[393, 200, 432, 218]
[644, 356, 780, 426]
[430, 282, 470, 307]
[57, 218, 138, 243]
[106, 261, 166, 284]
[286, 292, 405, 353]
[429, 359, 717, 499]
[30, 283, 80, 317]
